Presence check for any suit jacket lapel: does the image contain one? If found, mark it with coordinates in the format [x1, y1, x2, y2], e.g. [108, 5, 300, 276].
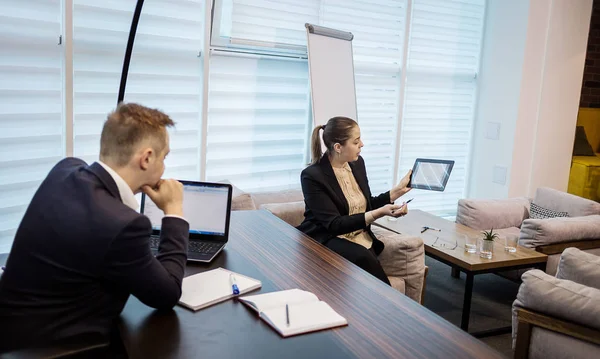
[319, 155, 349, 214]
[86, 162, 121, 200]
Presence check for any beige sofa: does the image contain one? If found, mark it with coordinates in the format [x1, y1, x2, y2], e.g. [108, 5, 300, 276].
[512, 248, 600, 358]
[456, 187, 600, 276]
[229, 186, 427, 303]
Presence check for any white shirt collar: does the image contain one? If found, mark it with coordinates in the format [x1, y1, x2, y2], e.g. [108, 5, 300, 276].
[97, 161, 139, 211]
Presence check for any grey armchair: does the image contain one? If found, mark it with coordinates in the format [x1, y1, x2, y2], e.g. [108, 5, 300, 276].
[457, 187, 600, 275]
[512, 248, 600, 359]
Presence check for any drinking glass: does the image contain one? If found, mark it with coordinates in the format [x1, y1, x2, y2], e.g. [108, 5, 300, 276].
[504, 234, 518, 253]
[464, 235, 477, 253]
[479, 238, 493, 259]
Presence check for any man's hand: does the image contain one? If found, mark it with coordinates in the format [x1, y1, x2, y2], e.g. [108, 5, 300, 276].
[142, 179, 184, 217]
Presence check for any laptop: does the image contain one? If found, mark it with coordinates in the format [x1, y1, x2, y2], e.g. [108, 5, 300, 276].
[140, 181, 233, 262]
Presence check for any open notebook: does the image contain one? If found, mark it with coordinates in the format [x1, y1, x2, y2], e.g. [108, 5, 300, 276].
[238, 289, 348, 337]
[178, 268, 262, 311]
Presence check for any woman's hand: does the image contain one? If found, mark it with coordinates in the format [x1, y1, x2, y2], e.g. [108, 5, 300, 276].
[375, 203, 408, 219]
[390, 169, 412, 201]
[394, 202, 409, 217]
[398, 169, 412, 189]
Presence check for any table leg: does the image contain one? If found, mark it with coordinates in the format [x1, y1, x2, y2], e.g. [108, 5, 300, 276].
[538, 261, 547, 272]
[461, 273, 474, 331]
[451, 267, 460, 278]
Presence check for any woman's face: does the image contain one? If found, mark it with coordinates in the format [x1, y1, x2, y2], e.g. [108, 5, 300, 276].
[339, 125, 363, 162]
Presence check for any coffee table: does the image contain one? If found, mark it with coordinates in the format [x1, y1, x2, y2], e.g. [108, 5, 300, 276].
[375, 209, 547, 336]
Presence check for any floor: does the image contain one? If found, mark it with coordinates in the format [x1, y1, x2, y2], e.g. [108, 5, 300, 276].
[422, 257, 520, 358]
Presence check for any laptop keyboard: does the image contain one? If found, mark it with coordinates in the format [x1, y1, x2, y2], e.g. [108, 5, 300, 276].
[189, 241, 222, 254]
[150, 237, 160, 250]
[150, 237, 160, 249]
[150, 237, 221, 254]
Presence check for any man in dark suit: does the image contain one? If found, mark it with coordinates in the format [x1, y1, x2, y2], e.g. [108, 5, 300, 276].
[0, 103, 189, 353]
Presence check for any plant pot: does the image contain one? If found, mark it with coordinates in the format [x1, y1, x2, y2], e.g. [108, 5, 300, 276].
[479, 239, 493, 259]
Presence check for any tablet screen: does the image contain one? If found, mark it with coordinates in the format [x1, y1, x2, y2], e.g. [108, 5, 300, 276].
[409, 158, 455, 192]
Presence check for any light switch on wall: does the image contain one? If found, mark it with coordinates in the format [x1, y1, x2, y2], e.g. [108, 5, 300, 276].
[493, 165, 507, 185]
[485, 122, 500, 140]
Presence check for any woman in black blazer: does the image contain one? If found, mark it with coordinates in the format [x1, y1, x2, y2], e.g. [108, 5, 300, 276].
[297, 116, 412, 285]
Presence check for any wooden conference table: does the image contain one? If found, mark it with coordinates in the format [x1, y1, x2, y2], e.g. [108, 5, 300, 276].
[118, 210, 502, 358]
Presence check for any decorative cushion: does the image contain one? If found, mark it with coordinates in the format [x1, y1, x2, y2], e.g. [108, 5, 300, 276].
[556, 247, 600, 290]
[512, 270, 600, 350]
[457, 197, 531, 230]
[494, 227, 521, 239]
[216, 179, 256, 211]
[513, 270, 600, 331]
[534, 187, 600, 217]
[250, 189, 304, 208]
[373, 226, 425, 303]
[259, 201, 305, 227]
[232, 192, 256, 211]
[529, 202, 569, 220]
[519, 215, 600, 249]
[573, 126, 597, 156]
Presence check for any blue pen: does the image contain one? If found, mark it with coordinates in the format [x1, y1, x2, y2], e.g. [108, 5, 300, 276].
[230, 273, 239, 295]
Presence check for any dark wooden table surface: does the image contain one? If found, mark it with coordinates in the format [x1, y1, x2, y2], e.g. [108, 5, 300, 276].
[118, 210, 502, 359]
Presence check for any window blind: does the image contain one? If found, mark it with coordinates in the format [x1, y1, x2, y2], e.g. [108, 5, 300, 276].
[320, 0, 407, 195]
[73, 0, 204, 180]
[0, 0, 63, 253]
[205, 53, 310, 192]
[399, 0, 485, 216]
[214, 0, 320, 49]
[213, 0, 407, 195]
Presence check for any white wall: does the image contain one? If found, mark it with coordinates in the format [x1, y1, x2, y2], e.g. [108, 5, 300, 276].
[512, 0, 593, 197]
[467, 0, 530, 199]
[469, 0, 593, 199]
[507, 0, 551, 199]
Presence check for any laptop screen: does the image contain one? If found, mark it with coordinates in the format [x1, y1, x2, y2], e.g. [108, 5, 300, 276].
[142, 182, 231, 236]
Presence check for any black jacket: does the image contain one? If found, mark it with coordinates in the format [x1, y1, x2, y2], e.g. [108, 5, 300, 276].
[297, 155, 392, 255]
[0, 158, 189, 352]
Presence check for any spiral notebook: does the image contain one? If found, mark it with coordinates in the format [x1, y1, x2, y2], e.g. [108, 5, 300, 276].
[178, 268, 262, 311]
[238, 289, 348, 337]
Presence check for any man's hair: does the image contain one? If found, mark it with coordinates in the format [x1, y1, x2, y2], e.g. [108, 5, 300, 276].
[100, 103, 175, 166]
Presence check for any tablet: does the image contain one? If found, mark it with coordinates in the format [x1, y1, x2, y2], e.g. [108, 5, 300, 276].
[409, 158, 455, 192]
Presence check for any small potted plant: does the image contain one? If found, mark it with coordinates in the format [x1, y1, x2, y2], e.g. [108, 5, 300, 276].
[480, 228, 498, 259]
